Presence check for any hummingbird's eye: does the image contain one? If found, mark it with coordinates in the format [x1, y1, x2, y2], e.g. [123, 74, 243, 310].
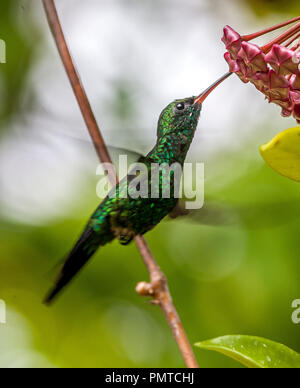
[175, 103, 185, 112]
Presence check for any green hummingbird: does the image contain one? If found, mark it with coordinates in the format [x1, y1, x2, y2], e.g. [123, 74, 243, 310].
[44, 72, 231, 304]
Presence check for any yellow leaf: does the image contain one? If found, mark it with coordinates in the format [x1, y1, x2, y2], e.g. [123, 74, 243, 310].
[260, 127, 300, 182]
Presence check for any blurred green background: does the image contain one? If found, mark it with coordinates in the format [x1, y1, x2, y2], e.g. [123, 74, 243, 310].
[0, 0, 300, 368]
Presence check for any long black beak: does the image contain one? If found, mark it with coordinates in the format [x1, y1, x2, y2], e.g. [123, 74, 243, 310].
[194, 72, 232, 105]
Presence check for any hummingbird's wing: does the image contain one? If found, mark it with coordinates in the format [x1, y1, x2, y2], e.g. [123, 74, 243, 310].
[169, 200, 239, 226]
[169, 199, 300, 229]
[38, 116, 299, 229]
[46, 128, 146, 175]
[43, 127, 298, 229]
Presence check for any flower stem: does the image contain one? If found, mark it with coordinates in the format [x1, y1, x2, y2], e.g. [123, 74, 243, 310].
[285, 33, 300, 48]
[262, 22, 300, 53]
[243, 16, 300, 41]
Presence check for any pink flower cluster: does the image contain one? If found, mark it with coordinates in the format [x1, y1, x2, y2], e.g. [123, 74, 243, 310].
[222, 23, 300, 123]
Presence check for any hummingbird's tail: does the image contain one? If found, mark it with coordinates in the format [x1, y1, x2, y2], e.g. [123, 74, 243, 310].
[44, 222, 114, 305]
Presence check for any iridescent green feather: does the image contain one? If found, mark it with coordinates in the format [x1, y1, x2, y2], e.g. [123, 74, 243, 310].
[44, 96, 202, 304]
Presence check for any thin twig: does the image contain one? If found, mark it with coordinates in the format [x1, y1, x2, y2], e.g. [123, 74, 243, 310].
[42, 0, 199, 368]
[135, 236, 199, 368]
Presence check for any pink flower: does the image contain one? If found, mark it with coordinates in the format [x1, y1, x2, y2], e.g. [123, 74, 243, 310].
[222, 17, 300, 123]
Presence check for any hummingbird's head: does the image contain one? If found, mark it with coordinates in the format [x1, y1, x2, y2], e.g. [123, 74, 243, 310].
[157, 96, 202, 139]
[157, 72, 232, 140]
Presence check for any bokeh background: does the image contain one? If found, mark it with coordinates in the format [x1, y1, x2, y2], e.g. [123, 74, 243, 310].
[0, 0, 300, 368]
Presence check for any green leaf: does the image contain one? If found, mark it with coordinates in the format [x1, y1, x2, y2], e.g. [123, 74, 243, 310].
[195, 335, 300, 368]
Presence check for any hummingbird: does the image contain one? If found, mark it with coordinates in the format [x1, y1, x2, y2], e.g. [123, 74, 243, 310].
[44, 72, 231, 305]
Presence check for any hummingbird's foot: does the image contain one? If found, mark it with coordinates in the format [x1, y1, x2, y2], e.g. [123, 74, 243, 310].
[119, 231, 135, 246]
[111, 225, 135, 245]
[109, 210, 135, 245]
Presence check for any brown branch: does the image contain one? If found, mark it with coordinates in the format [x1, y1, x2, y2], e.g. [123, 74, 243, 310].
[135, 236, 199, 368]
[42, 0, 199, 369]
